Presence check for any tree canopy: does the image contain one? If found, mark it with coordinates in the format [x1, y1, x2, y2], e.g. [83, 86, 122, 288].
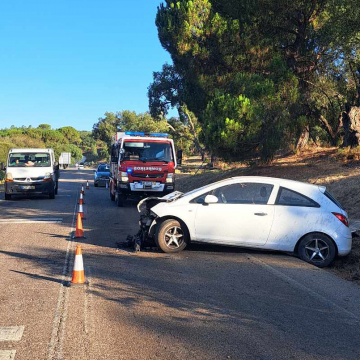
[151, 0, 360, 161]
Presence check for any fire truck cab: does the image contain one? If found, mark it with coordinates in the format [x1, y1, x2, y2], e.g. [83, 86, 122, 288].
[109, 132, 177, 207]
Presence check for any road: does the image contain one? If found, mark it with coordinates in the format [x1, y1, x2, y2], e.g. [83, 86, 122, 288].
[1, 169, 360, 360]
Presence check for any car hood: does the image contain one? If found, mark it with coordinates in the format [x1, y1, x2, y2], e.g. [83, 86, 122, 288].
[137, 191, 183, 213]
[7, 167, 53, 178]
[96, 172, 110, 176]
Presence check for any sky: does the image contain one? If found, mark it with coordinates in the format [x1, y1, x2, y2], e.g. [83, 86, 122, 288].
[0, 0, 173, 131]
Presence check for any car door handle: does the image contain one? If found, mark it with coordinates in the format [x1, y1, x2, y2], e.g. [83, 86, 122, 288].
[254, 212, 267, 216]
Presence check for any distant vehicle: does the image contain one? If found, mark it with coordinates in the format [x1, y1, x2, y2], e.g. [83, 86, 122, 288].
[109, 131, 177, 207]
[1, 148, 60, 200]
[135, 176, 352, 267]
[78, 163, 84, 169]
[94, 163, 110, 187]
[59, 152, 71, 169]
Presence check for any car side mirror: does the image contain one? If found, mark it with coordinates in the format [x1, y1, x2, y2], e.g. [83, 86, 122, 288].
[204, 195, 219, 205]
[1, 162, 5, 171]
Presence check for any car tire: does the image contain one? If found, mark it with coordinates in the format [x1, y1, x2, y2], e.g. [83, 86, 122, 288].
[94, 183, 98, 187]
[115, 192, 125, 207]
[298, 233, 336, 268]
[155, 219, 188, 253]
[5, 193, 11, 200]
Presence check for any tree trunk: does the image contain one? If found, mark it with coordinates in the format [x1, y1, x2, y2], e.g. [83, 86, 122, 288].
[296, 125, 310, 150]
[342, 106, 360, 147]
[319, 115, 341, 146]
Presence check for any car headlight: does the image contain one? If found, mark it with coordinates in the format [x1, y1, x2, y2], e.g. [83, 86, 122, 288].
[121, 171, 129, 182]
[166, 173, 174, 183]
[5, 172, 13, 182]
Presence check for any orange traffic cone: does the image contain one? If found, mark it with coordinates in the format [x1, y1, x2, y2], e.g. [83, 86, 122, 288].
[81, 185, 85, 195]
[73, 213, 85, 238]
[78, 203, 85, 219]
[71, 245, 85, 285]
[86, 181, 90, 190]
[79, 192, 84, 205]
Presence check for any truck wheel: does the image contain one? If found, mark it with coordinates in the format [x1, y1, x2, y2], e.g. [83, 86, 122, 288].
[5, 193, 11, 200]
[155, 219, 188, 253]
[115, 192, 125, 207]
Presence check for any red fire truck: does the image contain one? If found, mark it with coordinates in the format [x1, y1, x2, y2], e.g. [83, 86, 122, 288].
[109, 132, 177, 206]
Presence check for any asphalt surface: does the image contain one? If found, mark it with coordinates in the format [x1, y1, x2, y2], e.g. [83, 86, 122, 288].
[1, 169, 360, 360]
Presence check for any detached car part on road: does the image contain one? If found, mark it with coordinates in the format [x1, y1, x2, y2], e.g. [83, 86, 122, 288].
[129, 177, 352, 268]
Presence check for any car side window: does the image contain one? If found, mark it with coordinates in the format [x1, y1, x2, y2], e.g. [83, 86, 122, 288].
[276, 187, 320, 207]
[213, 183, 273, 204]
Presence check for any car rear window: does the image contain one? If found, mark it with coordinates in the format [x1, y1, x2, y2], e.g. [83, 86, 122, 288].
[276, 187, 320, 207]
[324, 190, 343, 210]
[98, 165, 110, 172]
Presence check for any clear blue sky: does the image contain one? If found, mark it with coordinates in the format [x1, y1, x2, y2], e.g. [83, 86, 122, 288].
[0, 0, 173, 131]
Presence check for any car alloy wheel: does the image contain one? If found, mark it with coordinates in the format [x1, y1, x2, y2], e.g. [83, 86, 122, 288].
[298, 233, 336, 268]
[156, 219, 188, 253]
[304, 238, 329, 262]
[164, 225, 184, 249]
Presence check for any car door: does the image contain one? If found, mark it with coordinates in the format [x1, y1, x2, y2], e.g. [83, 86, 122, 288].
[193, 182, 275, 246]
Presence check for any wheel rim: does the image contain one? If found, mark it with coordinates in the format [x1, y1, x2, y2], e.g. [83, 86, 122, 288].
[304, 238, 330, 263]
[164, 225, 184, 249]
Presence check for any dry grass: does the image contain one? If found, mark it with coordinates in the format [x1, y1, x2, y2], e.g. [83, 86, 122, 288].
[176, 147, 360, 285]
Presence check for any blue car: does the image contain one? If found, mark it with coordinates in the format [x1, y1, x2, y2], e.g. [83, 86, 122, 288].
[94, 163, 110, 187]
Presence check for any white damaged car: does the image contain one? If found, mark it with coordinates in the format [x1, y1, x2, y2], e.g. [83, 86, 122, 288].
[134, 176, 352, 267]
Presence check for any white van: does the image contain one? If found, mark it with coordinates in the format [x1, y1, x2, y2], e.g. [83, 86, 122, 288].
[1, 148, 60, 200]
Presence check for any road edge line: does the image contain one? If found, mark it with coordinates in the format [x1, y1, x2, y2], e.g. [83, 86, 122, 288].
[47, 192, 78, 360]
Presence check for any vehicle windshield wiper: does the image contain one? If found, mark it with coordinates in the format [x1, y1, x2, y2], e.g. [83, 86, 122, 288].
[139, 158, 169, 163]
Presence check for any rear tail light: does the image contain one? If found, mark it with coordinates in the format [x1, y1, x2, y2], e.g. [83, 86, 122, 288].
[332, 212, 349, 227]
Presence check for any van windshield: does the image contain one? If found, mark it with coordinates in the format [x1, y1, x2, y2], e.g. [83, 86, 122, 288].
[8, 153, 51, 167]
[123, 141, 174, 162]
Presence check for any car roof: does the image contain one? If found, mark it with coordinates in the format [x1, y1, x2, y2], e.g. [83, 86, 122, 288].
[188, 176, 325, 195]
[10, 148, 53, 153]
[230, 176, 321, 188]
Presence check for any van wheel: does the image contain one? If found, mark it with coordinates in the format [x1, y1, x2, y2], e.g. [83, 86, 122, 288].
[155, 219, 188, 253]
[5, 193, 11, 200]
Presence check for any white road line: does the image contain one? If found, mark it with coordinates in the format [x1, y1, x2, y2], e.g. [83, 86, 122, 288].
[0, 350, 16, 360]
[0, 218, 63, 224]
[47, 194, 78, 360]
[56, 195, 72, 197]
[0, 326, 24, 341]
[248, 254, 360, 322]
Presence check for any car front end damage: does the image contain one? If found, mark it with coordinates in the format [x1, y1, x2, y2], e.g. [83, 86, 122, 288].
[125, 191, 183, 251]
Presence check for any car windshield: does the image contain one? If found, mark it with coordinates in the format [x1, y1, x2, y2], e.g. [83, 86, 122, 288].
[98, 165, 110, 172]
[8, 153, 51, 167]
[123, 141, 174, 162]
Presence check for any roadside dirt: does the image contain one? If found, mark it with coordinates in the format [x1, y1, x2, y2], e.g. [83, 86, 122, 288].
[176, 147, 360, 285]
